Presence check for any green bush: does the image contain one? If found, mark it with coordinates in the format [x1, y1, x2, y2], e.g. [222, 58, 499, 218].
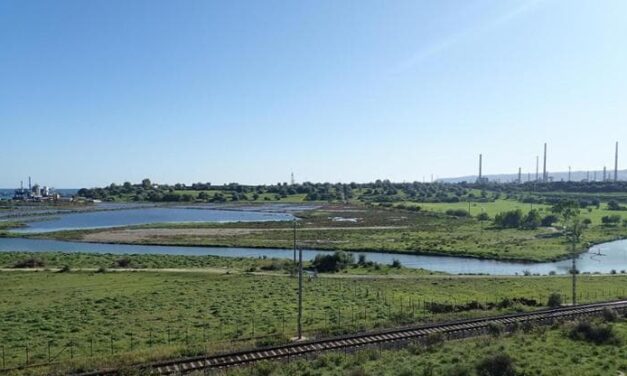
[547, 293, 562, 308]
[475, 353, 516, 376]
[568, 321, 621, 345]
[312, 251, 354, 272]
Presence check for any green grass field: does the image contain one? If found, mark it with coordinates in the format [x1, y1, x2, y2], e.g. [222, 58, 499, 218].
[0, 269, 625, 374]
[229, 319, 627, 376]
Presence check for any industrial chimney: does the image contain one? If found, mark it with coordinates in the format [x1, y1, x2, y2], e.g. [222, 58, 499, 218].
[479, 154, 483, 179]
[543, 143, 548, 182]
[615, 142, 619, 182]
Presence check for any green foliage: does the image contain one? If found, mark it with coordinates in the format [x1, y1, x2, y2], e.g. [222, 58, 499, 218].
[547, 292, 562, 308]
[475, 353, 516, 376]
[602, 214, 622, 225]
[568, 320, 622, 345]
[493, 209, 523, 229]
[540, 214, 558, 227]
[520, 209, 541, 230]
[311, 251, 355, 272]
[476, 212, 490, 221]
[445, 209, 470, 217]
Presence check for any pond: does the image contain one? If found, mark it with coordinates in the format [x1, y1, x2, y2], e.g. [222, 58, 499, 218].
[11, 207, 295, 233]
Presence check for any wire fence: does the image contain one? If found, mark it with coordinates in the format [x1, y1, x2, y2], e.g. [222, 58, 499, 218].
[1, 286, 625, 371]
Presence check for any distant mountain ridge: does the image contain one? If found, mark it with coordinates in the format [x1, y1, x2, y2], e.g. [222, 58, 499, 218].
[438, 170, 627, 184]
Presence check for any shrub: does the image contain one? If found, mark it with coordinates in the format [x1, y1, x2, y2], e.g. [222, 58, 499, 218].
[423, 333, 444, 348]
[487, 322, 504, 337]
[115, 257, 132, 268]
[521, 209, 541, 230]
[13, 257, 46, 268]
[357, 254, 367, 265]
[547, 293, 562, 308]
[601, 308, 618, 322]
[568, 321, 621, 345]
[477, 212, 490, 221]
[58, 265, 71, 273]
[601, 215, 621, 225]
[494, 210, 523, 229]
[475, 353, 516, 376]
[312, 251, 354, 273]
[96, 266, 107, 273]
[541, 214, 558, 227]
[448, 365, 472, 376]
[446, 209, 470, 217]
[391, 259, 402, 268]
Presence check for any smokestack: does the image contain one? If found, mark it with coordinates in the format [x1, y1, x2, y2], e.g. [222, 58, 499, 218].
[543, 143, 547, 182]
[615, 141, 619, 182]
[28, 176, 32, 191]
[603, 166, 607, 181]
[20, 180, 23, 190]
[479, 154, 483, 178]
[518, 167, 522, 184]
[535, 156, 539, 181]
[568, 166, 571, 182]
[593, 171, 597, 182]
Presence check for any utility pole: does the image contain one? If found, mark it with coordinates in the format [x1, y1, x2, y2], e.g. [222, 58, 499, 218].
[572, 251, 577, 305]
[293, 219, 297, 264]
[297, 247, 303, 339]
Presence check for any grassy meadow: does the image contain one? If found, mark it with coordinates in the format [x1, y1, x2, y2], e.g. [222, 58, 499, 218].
[227, 318, 627, 376]
[0, 269, 625, 374]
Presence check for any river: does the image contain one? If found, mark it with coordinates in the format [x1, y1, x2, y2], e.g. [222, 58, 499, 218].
[0, 237, 625, 276]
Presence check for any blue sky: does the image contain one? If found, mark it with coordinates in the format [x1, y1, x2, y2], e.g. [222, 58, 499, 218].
[1, 0, 626, 188]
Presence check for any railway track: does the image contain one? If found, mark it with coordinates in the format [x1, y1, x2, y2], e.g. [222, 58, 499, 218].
[79, 300, 627, 375]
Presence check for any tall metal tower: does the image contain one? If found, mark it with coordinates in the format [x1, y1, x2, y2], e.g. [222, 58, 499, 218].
[479, 154, 483, 179]
[542, 143, 548, 182]
[615, 142, 619, 182]
[518, 167, 522, 184]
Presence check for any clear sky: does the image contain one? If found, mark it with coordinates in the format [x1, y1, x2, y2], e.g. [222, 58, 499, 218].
[1, 0, 626, 188]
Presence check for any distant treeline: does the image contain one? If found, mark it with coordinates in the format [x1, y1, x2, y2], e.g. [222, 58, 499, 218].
[77, 179, 627, 204]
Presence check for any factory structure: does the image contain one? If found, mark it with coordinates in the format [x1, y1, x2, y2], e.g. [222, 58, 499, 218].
[475, 141, 621, 185]
[12, 177, 61, 201]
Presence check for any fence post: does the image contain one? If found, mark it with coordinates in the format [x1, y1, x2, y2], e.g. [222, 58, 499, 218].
[90, 337, 93, 357]
[149, 329, 153, 347]
[48, 341, 51, 363]
[2, 345, 4, 368]
[110, 335, 114, 355]
[130, 332, 134, 351]
[70, 340, 74, 359]
[25, 344, 29, 365]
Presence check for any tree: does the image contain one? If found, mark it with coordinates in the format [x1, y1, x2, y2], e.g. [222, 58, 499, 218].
[311, 252, 354, 272]
[541, 214, 558, 227]
[607, 200, 624, 211]
[141, 178, 152, 189]
[477, 212, 490, 221]
[493, 210, 523, 228]
[601, 215, 621, 225]
[521, 209, 541, 230]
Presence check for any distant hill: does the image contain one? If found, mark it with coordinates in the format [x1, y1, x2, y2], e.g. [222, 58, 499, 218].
[438, 170, 627, 184]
